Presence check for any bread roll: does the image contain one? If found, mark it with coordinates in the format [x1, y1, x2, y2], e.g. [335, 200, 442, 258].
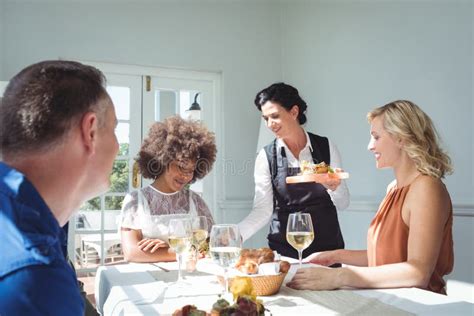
[239, 261, 258, 274]
[279, 261, 290, 273]
[235, 248, 275, 274]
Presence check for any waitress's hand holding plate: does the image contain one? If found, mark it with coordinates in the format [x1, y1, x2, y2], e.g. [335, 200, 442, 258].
[286, 171, 350, 184]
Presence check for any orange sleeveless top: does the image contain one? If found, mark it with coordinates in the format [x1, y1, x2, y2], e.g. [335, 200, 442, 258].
[367, 183, 454, 294]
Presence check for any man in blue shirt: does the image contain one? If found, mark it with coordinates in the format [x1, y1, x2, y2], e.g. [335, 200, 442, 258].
[0, 60, 119, 315]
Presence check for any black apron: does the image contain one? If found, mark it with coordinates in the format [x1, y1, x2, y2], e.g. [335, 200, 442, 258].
[264, 133, 345, 259]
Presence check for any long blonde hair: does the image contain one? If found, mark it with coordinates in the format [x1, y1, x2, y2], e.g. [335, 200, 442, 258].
[367, 100, 452, 178]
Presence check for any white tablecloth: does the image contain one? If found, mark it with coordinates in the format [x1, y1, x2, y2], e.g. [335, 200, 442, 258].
[95, 260, 473, 315]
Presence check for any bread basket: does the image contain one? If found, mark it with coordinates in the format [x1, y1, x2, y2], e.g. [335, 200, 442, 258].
[218, 272, 287, 296]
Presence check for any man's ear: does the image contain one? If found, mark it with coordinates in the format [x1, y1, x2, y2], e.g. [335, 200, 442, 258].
[80, 112, 99, 155]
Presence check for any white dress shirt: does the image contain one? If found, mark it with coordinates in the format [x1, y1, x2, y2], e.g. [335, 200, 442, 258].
[238, 131, 350, 242]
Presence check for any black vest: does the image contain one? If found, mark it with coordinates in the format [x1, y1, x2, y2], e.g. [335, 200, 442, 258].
[264, 133, 345, 259]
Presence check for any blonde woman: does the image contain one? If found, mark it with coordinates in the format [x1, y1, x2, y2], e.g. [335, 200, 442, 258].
[288, 100, 454, 294]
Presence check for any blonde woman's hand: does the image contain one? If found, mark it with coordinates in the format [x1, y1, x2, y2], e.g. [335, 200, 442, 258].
[137, 238, 168, 253]
[304, 250, 339, 266]
[286, 266, 342, 290]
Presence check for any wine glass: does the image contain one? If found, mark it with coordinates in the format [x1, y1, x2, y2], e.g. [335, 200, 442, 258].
[168, 218, 192, 282]
[192, 216, 209, 247]
[209, 224, 242, 294]
[286, 212, 314, 268]
[185, 216, 209, 272]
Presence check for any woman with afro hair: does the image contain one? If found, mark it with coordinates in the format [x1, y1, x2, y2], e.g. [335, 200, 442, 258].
[119, 115, 217, 262]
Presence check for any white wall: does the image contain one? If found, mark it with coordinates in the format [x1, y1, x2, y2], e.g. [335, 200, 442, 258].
[281, 0, 472, 204]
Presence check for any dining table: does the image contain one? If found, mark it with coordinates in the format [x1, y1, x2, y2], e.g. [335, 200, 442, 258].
[95, 258, 473, 315]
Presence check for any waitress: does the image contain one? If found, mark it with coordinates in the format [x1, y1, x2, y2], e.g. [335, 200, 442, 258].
[238, 82, 350, 260]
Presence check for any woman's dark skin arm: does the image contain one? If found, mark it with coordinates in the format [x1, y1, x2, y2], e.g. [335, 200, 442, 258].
[121, 228, 176, 262]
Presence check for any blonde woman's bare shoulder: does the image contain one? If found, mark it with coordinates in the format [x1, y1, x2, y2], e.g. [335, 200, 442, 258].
[408, 175, 451, 209]
[411, 175, 447, 192]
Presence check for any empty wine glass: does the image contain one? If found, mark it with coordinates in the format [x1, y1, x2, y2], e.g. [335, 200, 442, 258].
[286, 212, 314, 268]
[209, 224, 242, 294]
[168, 217, 192, 282]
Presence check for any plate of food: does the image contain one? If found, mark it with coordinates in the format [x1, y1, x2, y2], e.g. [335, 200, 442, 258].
[286, 161, 350, 184]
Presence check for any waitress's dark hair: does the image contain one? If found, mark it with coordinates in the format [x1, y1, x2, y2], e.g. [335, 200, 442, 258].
[254, 82, 307, 125]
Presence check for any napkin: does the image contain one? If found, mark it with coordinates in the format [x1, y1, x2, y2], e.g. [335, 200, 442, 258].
[258, 262, 280, 275]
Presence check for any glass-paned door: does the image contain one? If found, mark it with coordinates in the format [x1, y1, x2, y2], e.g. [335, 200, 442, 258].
[70, 66, 219, 274]
[70, 74, 142, 271]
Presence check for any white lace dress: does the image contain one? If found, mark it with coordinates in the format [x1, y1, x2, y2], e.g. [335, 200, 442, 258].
[120, 185, 214, 241]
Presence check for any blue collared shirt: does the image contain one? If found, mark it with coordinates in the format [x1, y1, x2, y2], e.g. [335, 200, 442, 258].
[0, 162, 84, 315]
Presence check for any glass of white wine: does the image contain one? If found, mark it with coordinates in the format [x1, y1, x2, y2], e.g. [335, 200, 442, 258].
[168, 218, 192, 282]
[209, 224, 242, 294]
[192, 216, 209, 246]
[287, 212, 314, 268]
